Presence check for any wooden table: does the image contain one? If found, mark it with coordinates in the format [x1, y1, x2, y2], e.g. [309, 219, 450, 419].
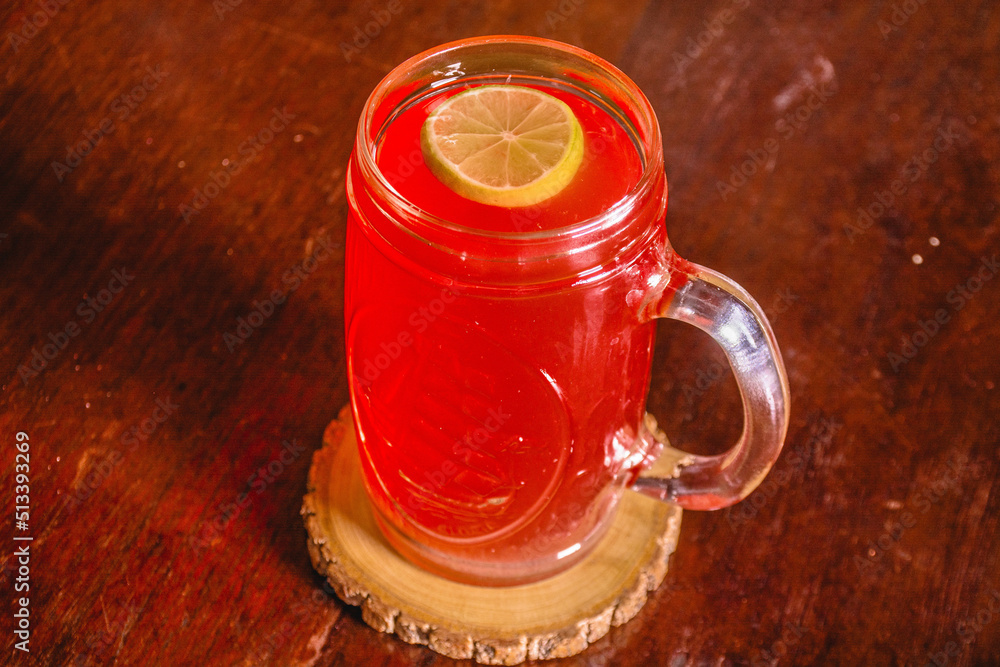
[2, 1, 998, 665]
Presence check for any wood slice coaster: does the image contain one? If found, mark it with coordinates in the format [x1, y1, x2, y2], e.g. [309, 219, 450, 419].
[302, 406, 684, 665]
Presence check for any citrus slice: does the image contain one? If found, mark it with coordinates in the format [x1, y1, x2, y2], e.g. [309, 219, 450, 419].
[421, 85, 584, 208]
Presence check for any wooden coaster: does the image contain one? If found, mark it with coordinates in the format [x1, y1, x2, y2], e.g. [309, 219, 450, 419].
[302, 406, 683, 665]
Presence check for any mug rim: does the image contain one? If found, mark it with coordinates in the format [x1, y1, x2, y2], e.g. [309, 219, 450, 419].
[354, 34, 664, 244]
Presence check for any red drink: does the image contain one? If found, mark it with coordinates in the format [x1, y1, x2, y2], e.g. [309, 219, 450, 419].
[344, 37, 790, 586]
[347, 81, 670, 584]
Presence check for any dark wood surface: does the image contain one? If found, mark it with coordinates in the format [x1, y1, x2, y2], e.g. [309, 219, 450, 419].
[2, 1, 998, 665]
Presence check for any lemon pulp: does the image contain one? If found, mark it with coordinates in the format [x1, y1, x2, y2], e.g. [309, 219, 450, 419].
[420, 85, 584, 208]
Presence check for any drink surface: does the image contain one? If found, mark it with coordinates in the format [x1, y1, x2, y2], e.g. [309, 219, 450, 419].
[375, 83, 644, 232]
[347, 81, 661, 583]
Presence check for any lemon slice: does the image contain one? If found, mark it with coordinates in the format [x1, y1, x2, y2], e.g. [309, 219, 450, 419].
[421, 85, 584, 208]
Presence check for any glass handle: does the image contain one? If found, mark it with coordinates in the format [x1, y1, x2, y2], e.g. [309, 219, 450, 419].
[632, 259, 791, 510]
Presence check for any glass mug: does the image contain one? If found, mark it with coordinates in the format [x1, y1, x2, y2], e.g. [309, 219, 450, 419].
[345, 36, 789, 586]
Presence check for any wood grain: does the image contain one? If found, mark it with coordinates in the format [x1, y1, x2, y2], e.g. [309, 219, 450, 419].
[302, 407, 682, 665]
[1, 1, 998, 666]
